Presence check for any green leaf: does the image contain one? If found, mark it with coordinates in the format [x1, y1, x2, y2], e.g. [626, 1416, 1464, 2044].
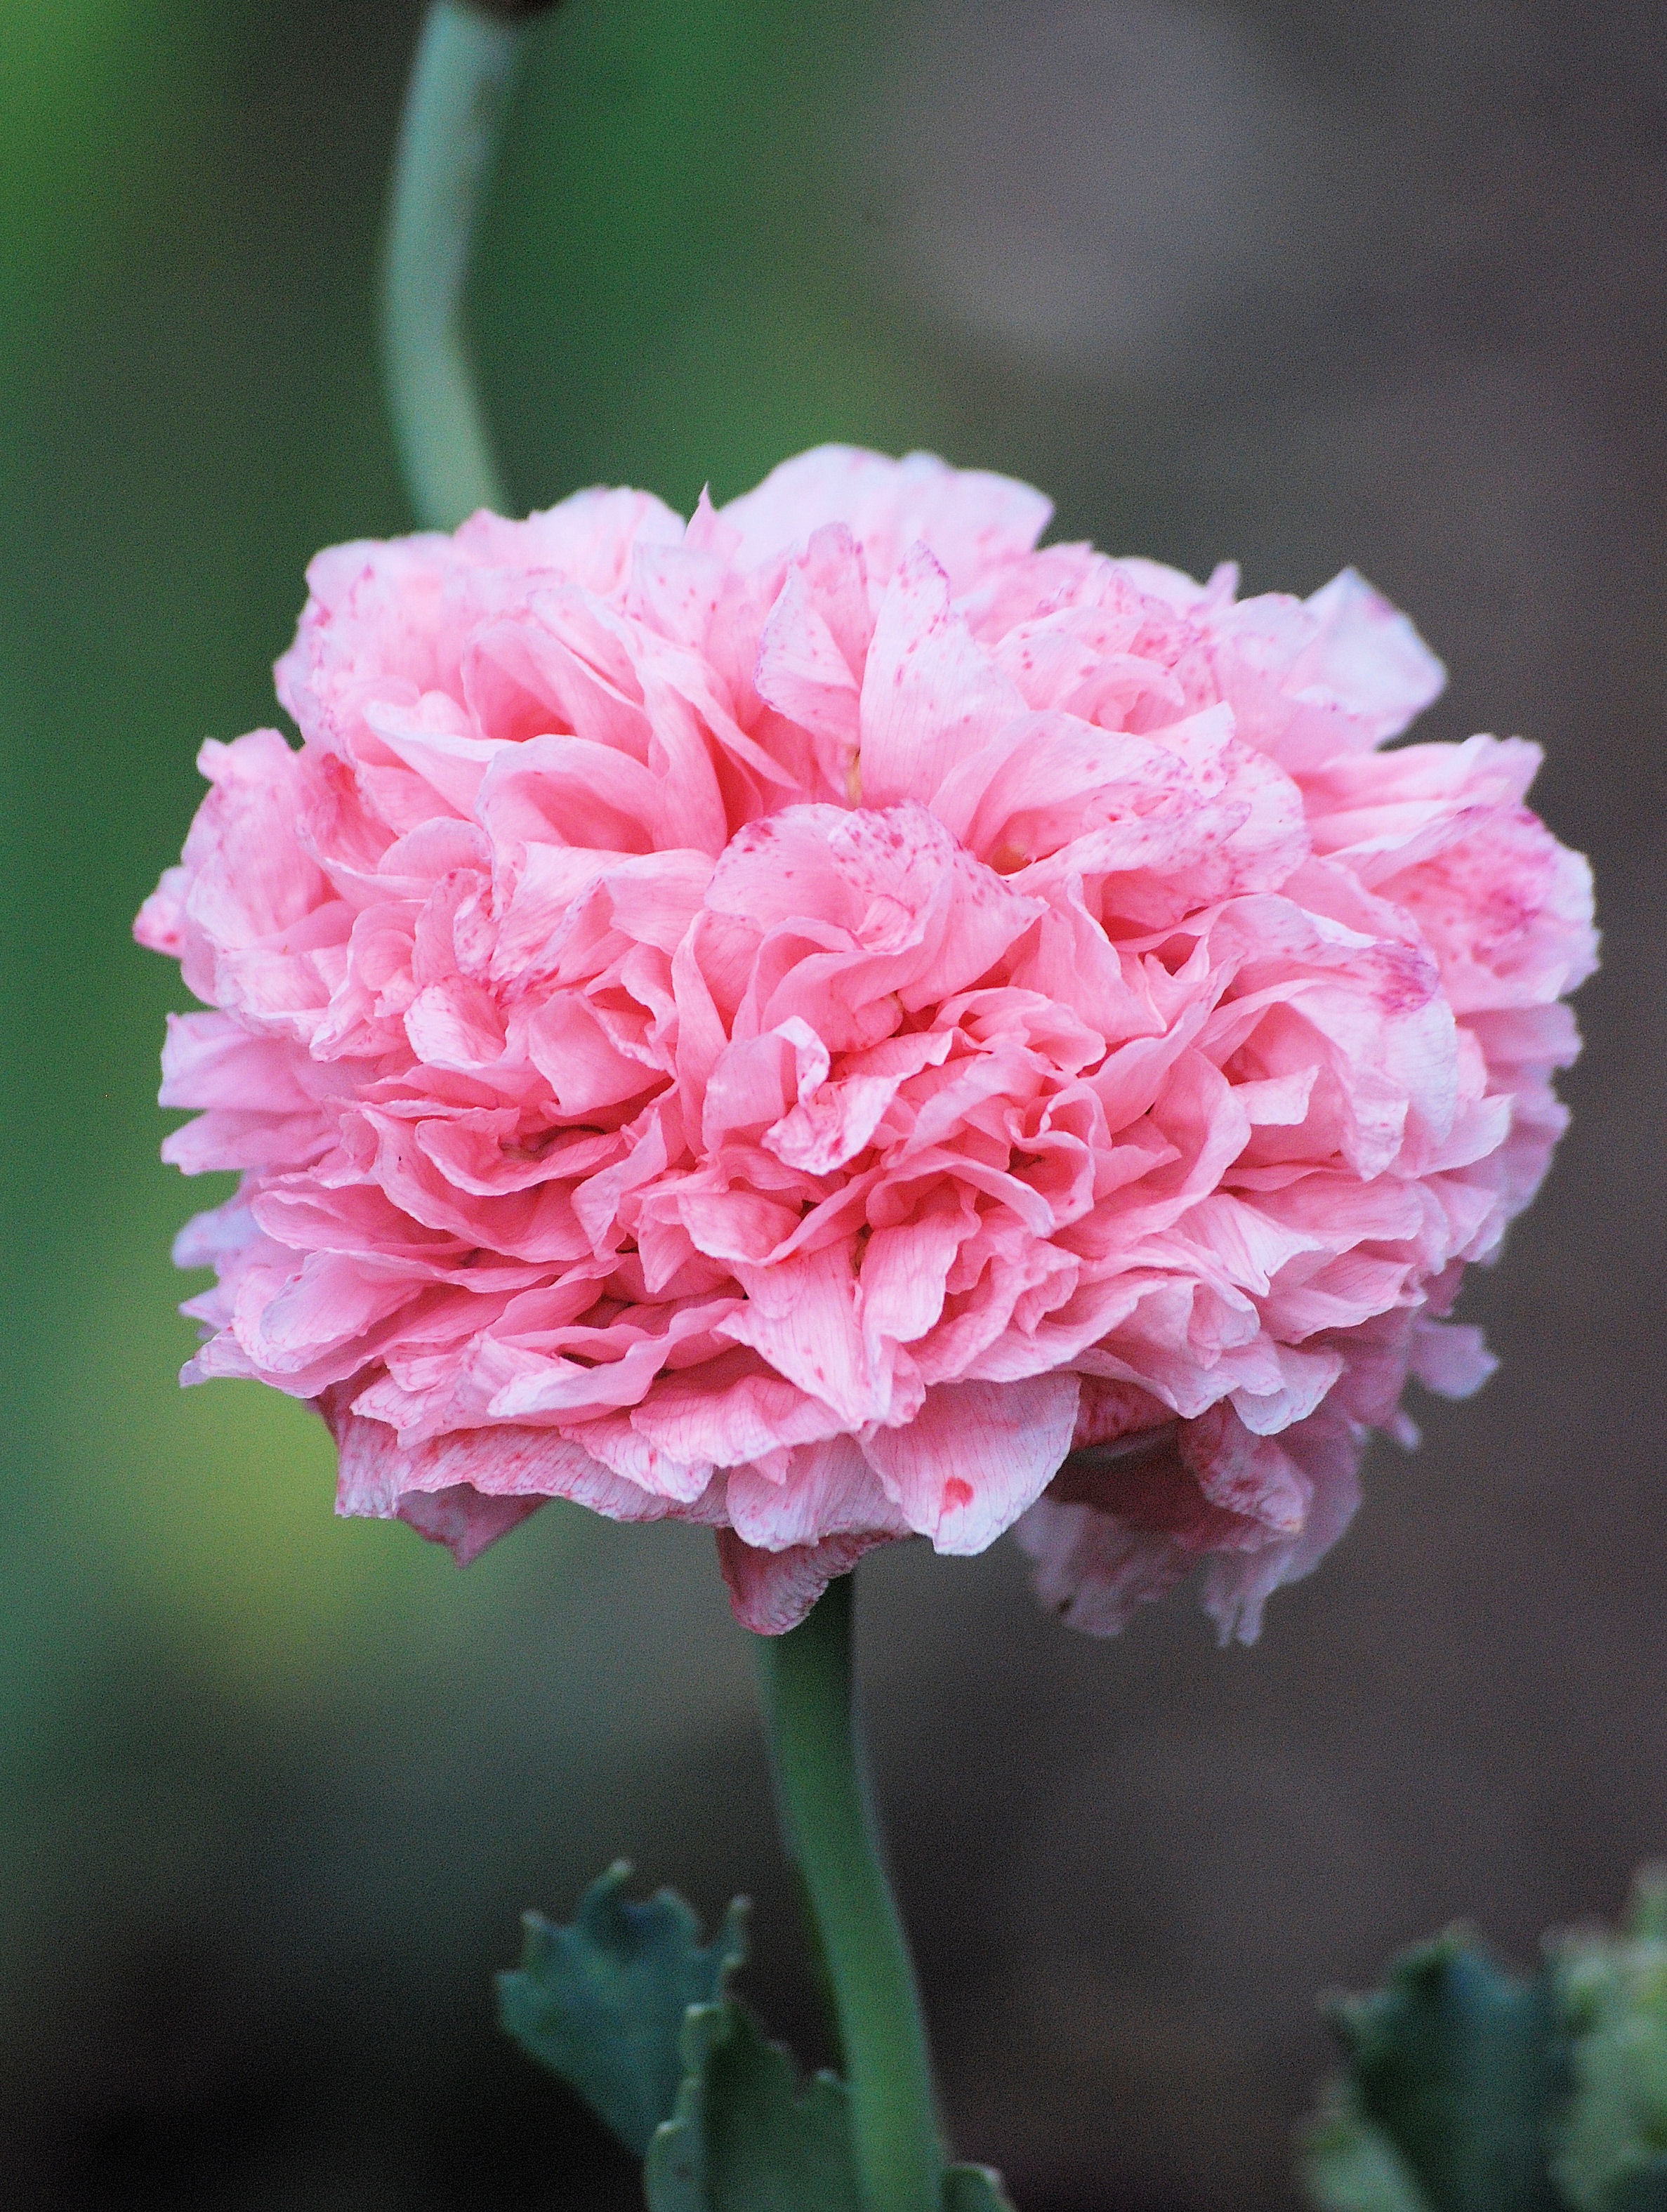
[942, 2162, 1018, 2211]
[1554, 1871, 1667, 2212]
[1300, 2082, 1438, 2212]
[496, 1860, 749, 2158]
[643, 1998, 859, 2212]
[1319, 1929, 1564, 2212]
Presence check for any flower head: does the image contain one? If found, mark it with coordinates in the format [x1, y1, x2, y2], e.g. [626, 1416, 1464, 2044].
[137, 447, 1595, 1638]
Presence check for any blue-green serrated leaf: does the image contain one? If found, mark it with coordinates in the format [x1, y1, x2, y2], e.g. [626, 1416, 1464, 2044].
[1554, 1871, 1667, 2212]
[942, 2161, 1018, 2211]
[1324, 1929, 1564, 2212]
[644, 1998, 859, 2212]
[496, 1860, 748, 2158]
[1300, 2082, 1438, 2212]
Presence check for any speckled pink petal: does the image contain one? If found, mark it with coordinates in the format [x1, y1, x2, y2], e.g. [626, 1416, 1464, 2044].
[861, 1374, 1081, 1553]
[715, 1526, 898, 1635]
[138, 445, 1592, 1640]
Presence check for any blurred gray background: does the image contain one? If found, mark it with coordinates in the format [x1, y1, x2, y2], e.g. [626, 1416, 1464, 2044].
[1, 0, 1661, 2205]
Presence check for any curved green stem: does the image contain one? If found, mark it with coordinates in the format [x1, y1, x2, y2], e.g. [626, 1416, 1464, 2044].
[382, 1, 524, 527]
[753, 1572, 947, 2212]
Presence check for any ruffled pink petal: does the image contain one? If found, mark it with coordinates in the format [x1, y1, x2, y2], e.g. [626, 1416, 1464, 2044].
[860, 1373, 1081, 1553]
[1406, 1316, 1497, 1398]
[1200, 1408, 1365, 1643]
[324, 1390, 689, 1559]
[857, 547, 1027, 811]
[720, 445, 1051, 591]
[1013, 1500, 1195, 1635]
[725, 1434, 911, 1551]
[1289, 567, 1447, 744]
[135, 445, 1591, 1642]
[396, 1484, 543, 1565]
[715, 1526, 897, 1635]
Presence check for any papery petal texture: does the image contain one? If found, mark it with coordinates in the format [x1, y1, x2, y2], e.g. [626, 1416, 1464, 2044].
[138, 445, 1595, 1637]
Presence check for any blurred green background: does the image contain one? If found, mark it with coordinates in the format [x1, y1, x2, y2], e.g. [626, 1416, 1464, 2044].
[3, 1, 1663, 2206]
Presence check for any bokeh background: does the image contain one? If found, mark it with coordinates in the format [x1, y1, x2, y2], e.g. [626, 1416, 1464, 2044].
[3, 0, 1663, 2204]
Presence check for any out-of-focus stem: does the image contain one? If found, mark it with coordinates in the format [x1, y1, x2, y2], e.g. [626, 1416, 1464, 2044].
[753, 1572, 947, 2212]
[382, 1, 522, 527]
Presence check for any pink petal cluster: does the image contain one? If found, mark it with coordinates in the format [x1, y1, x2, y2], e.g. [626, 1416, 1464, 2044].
[136, 447, 1595, 1640]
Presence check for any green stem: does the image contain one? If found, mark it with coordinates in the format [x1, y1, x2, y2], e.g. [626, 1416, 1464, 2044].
[382, 1, 523, 527]
[753, 1571, 947, 2212]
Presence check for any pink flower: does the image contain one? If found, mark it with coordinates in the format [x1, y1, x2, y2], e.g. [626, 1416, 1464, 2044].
[136, 447, 1595, 1640]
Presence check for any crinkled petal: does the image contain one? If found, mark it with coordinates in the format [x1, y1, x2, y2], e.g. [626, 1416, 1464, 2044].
[132, 446, 1590, 1642]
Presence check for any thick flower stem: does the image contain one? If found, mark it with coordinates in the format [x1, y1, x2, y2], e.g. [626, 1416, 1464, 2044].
[752, 1572, 947, 2212]
[382, 1, 523, 527]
